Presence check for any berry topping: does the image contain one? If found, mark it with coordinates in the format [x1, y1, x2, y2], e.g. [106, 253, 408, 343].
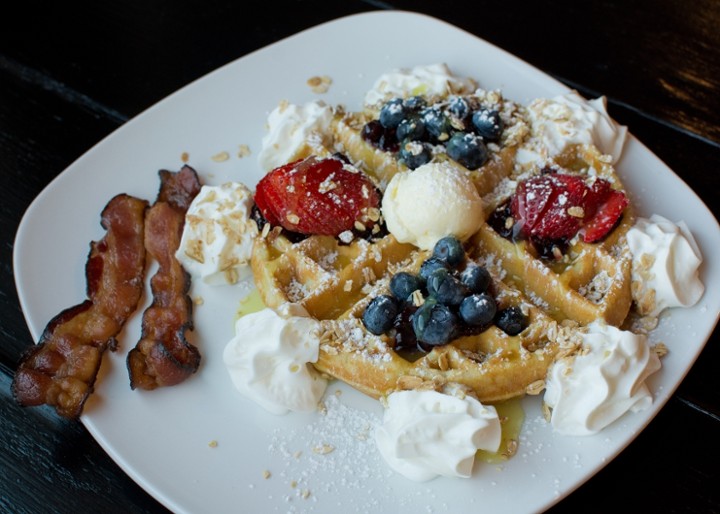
[510, 172, 628, 245]
[495, 306, 528, 336]
[419, 256, 450, 282]
[359, 234, 530, 355]
[361, 119, 399, 152]
[253, 155, 381, 237]
[432, 236, 465, 267]
[426, 268, 468, 306]
[421, 105, 453, 143]
[460, 265, 491, 294]
[447, 96, 471, 122]
[398, 140, 432, 170]
[412, 298, 457, 346]
[379, 97, 407, 129]
[390, 271, 424, 303]
[459, 293, 497, 326]
[403, 95, 427, 112]
[363, 295, 399, 335]
[396, 115, 426, 141]
[582, 188, 629, 243]
[392, 304, 418, 350]
[445, 132, 489, 170]
[471, 109, 503, 142]
[361, 95, 507, 172]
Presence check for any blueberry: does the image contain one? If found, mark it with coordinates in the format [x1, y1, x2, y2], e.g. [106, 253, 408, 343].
[398, 140, 432, 170]
[379, 129, 400, 152]
[362, 294, 399, 335]
[361, 120, 384, 144]
[447, 96, 471, 121]
[459, 293, 497, 326]
[404, 95, 427, 112]
[421, 106, 453, 142]
[495, 306, 528, 336]
[486, 201, 515, 239]
[432, 236, 465, 267]
[379, 97, 407, 129]
[390, 271, 423, 303]
[426, 268, 468, 306]
[419, 257, 450, 282]
[446, 132, 488, 170]
[393, 304, 418, 350]
[471, 109, 504, 142]
[396, 114, 425, 141]
[412, 299, 457, 346]
[460, 265, 491, 294]
[361, 120, 398, 152]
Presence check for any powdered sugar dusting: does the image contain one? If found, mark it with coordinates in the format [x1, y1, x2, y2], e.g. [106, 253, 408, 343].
[266, 394, 393, 511]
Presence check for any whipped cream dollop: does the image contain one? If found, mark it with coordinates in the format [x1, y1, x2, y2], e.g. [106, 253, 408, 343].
[544, 321, 661, 436]
[223, 303, 328, 414]
[382, 161, 483, 250]
[518, 90, 628, 165]
[175, 182, 259, 285]
[257, 100, 335, 172]
[626, 214, 704, 317]
[375, 388, 501, 481]
[364, 63, 477, 109]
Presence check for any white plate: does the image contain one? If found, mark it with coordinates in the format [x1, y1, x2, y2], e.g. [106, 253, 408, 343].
[14, 10, 720, 514]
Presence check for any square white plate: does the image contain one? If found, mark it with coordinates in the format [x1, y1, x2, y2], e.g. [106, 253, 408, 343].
[14, 10, 720, 514]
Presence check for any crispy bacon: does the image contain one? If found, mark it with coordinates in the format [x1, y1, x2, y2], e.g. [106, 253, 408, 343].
[12, 194, 148, 418]
[127, 165, 202, 390]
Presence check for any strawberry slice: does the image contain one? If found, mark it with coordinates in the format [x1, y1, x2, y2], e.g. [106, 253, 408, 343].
[511, 173, 587, 240]
[530, 174, 588, 240]
[582, 189, 629, 243]
[254, 155, 380, 236]
[510, 172, 628, 244]
[511, 175, 553, 231]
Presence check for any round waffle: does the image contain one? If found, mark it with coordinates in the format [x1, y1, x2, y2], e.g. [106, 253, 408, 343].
[251, 94, 633, 403]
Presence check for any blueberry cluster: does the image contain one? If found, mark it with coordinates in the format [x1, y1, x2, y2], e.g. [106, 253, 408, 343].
[361, 95, 505, 171]
[361, 236, 528, 353]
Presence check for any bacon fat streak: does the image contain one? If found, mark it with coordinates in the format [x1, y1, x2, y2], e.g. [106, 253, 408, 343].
[12, 194, 148, 418]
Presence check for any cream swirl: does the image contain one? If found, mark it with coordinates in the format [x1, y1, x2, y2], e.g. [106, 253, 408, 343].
[364, 63, 477, 109]
[544, 321, 661, 436]
[375, 388, 501, 481]
[222, 303, 327, 415]
[175, 182, 258, 285]
[517, 90, 628, 165]
[626, 214, 704, 317]
[257, 100, 335, 171]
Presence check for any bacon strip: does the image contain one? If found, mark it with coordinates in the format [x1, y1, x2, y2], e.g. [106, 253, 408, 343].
[127, 166, 202, 390]
[12, 194, 148, 418]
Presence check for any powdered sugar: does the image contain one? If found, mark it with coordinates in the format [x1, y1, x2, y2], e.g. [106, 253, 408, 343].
[267, 393, 391, 508]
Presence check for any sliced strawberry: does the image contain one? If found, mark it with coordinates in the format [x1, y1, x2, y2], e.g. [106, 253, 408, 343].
[511, 173, 587, 240]
[582, 189, 629, 243]
[511, 176, 553, 232]
[582, 178, 612, 219]
[510, 172, 627, 245]
[254, 155, 380, 236]
[531, 174, 588, 239]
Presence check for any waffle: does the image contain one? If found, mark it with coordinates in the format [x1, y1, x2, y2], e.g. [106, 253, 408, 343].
[251, 227, 573, 403]
[251, 95, 634, 403]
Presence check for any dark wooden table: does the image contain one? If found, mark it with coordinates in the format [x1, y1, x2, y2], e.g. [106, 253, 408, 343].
[2, 2, 718, 513]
